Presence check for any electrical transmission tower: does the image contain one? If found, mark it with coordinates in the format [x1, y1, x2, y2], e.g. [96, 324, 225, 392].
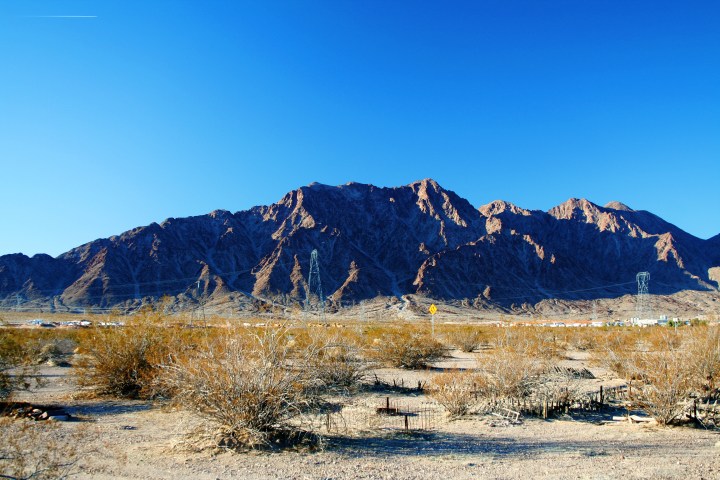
[305, 249, 325, 319]
[636, 271, 651, 320]
[592, 301, 598, 322]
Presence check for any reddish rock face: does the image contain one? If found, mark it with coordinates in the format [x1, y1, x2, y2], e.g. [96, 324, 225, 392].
[1, 179, 718, 310]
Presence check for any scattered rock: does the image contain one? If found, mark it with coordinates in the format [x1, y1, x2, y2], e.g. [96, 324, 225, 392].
[49, 414, 71, 422]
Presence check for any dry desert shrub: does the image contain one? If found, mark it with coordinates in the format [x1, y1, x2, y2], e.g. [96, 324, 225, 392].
[73, 317, 182, 399]
[475, 349, 546, 402]
[0, 330, 55, 400]
[444, 328, 485, 353]
[687, 326, 720, 397]
[372, 332, 446, 369]
[625, 349, 697, 425]
[491, 327, 563, 360]
[428, 370, 483, 416]
[0, 417, 88, 480]
[0, 332, 25, 400]
[164, 328, 325, 449]
[306, 336, 369, 394]
[603, 327, 720, 425]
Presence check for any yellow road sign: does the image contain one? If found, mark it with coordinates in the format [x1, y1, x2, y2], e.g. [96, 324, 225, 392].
[429, 304, 437, 315]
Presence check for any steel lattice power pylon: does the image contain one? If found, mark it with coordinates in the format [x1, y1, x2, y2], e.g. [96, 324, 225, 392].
[305, 249, 325, 319]
[636, 271, 651, 320]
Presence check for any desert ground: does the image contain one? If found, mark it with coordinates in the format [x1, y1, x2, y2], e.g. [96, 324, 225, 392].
[2, 316, 719, 480]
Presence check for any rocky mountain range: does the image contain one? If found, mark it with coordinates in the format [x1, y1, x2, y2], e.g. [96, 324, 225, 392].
[1, 179, 718, 313]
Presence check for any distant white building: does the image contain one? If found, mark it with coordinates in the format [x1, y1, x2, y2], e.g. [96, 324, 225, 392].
[630, 317, 659, 326]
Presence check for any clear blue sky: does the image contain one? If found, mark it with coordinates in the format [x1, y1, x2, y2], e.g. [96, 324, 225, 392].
[1, 0, 718, 257]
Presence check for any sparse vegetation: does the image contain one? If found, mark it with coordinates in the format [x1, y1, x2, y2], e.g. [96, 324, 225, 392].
[73, 313, 181, 399]
[164, 328, 327, 449]
[600, 326, 720, 425]
[429, 370, 481, 416]
[373, 332, 446, 369]
[0, 417, 88, 480]
[445, 328, 484, 353]
[476, 348, 546, 403]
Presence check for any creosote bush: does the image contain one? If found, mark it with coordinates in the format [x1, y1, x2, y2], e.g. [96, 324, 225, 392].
[73, 315, 180, 399]
[164, 328, 326, 449]
[0, 329, 63, 400]
[429, 370, 482, 416]
[0, 417, 89, 479]
[475, 349, 545, 402]
[307, 338, 369, 394]
[445, 329, 484, 353]
[373, 332, 446, 369]
[602, 327, 720, 425]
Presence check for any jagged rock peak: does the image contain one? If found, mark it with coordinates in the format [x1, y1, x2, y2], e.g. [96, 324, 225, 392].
[604, 201, 633, 212]
[209, 209, 231, 219]
[409, 178, 441, 191]
[548, 198, 604, 220]
[479, 200, 531, 217]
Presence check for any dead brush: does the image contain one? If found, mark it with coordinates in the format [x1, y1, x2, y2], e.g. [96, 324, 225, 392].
[73, 317, 181, 399]
[491, 327, 563, 360]
[163, 328, 327, 450]
[444, 329, 485, 353]
[687, 326, 720, 398]
[602, 327, 720, 425]
[475, 348, 545, 402]
[307, 339, 369, 394]
[372, 332, 446, 369]
[0, 331, 42, 400]
[428, 370, 483, 417]
[0, 417, 92, 480]
[625, 350, 697, 425]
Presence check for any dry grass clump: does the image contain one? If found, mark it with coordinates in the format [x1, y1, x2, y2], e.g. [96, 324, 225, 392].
[373, 332, 446, 369]
[164, 328, 326, 449]
[428, 370, 482, 416]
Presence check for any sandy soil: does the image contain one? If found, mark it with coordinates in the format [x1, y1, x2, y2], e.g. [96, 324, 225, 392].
[6, 353, 720, 480]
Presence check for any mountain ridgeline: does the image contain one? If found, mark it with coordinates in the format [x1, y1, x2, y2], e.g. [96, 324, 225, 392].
[1, 179, 719, 311]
